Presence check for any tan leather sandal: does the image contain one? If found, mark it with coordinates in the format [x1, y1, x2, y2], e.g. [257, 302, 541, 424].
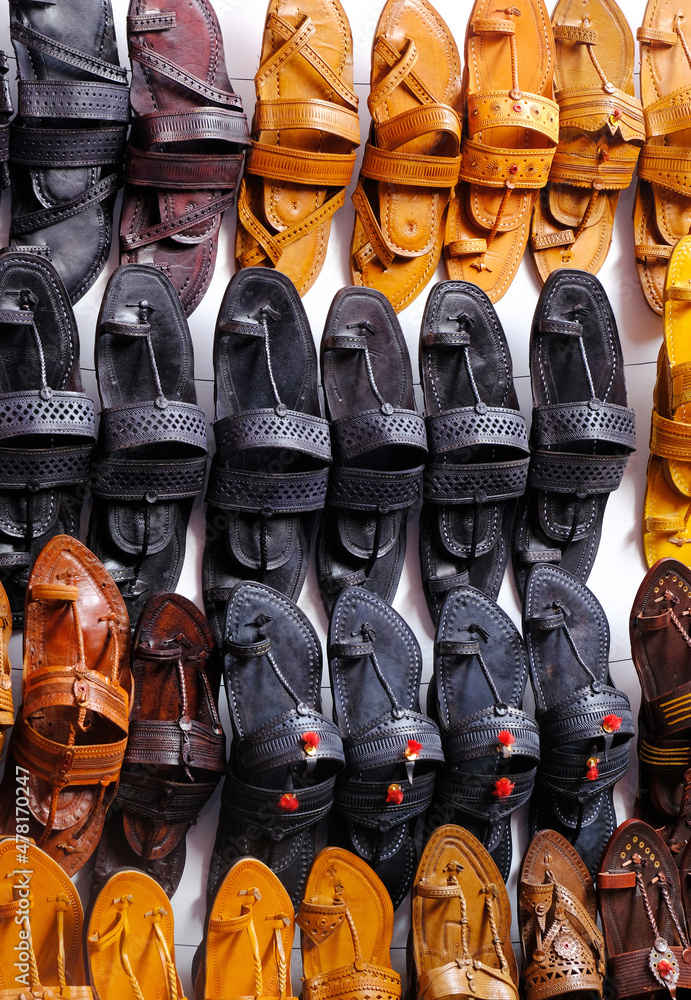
[519, 830, 606, 1000]
[349, 0, 462, 313]
[635, 0, 691, 315]
[530, 0, 644, 279]
[297, 847, 401, 1000]
[0, 837, 91, 999]
[444, 0, 559, 302]
[0, 581, 12, 758]
[87, 869, 184, 1000]
[235, 0, 359, 296]
[195, 857, 296, 1000]
[410, 824, 518, 1000]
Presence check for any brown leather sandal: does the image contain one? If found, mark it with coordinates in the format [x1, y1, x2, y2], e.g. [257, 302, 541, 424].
[0, 534, 131, 876]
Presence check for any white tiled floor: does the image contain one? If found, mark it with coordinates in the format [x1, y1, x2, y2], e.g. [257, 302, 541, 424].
[0, 0, 666, 993]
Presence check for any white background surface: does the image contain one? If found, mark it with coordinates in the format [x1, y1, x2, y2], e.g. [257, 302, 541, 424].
[0, 0, 665, 991]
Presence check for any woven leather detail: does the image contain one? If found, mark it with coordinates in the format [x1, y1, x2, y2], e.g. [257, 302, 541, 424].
[532, 401, 636, 449]
[644, 84, 691, 138]
[459, 138, 555, 189]
[441, 706, 540, 765]
[549, 141, 641, 189]
[221, 769, 336, 838]
[91, 454, 207, 502]
[467, 92, 560, 143]
[206, 464, 329, 514]
[556, 88, 645, 142]
[125, 718, 226, 771]
[233, 708, 345, 777]
[0, 443, 94, 489]
[333, 771, 436, 830]
[539, 684, 633, 747]
[651, 409, 691, 461]
[328, 465, 422, 512]
[426, 406, 529, 454]
[17, 80, 130, 122]
[100, 400, 207, 453]
[116, 771, 219, 823]
[134, 107, 250, 148]
[607, 948, 691, 998]
[360, 142, 460, 188]
[332, 408, 427, 461]
[424, 457, 529, 504]
[435, 763, 537, 821]
[638, 143, 691, 196]
[302, 963, 402, 1000]
[254, 98, 360, 144]
[10, 125, 127, 167]
[214, 409, 331, 462]
[529, 450, 631, 494]
[342, 709, 443, 771]
[0, 389, 96, 441]
[245, 141, 357, 187]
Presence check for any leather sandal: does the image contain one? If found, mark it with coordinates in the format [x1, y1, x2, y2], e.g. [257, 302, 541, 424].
[8, 0, 128, 303]
[519, 829, 606, 1000]
[0, 581, 12, 759]
[0, 53, 12, 194]
[419, 280, 529, 622]
[0, 534, 131, 876]
[409, 823, 518, 1000]
[88, 264, 208, 626]
[327, 586, 444, 909]
[235, 0, 359, 297]
[202, 268, 331, 648]
[317, 287, 427, 615]
[195, 857, 296, 1000]
[426, 585, 540, 882]
[444, 0, 559, 302]
[120, 0, 250, 316]
[0, 251, 97, 625]
[530, 0, 644, 280]
[0, 837, 91, 998]
[208, 581, 345, 909]
[349, 0, 462, 313]
[297, 846, 402, 1000]
[523, 564, 634, 878]
[634, 0, 691, 315]
[598, 819, 691, 998]
[87, 869, 184, 1000]
[92, 592, 226, 898]
[512, 269, 636, 599]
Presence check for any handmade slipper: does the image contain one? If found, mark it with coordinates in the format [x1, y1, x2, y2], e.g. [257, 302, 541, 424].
[8, 0, 128, 303]
[519, 829, 606, 1000]
[0, 52, 12, 194]
[409, 824, 518, 1000]
[512, 269, 636, 598]
[634, 0, 691, 315]
[120, 0, 250, 316]
[203, 267, 331, 647]
[92, 592, 226, 898]
[298, 846, 401, 1000]
[598, 819, 691, 997]
[195, 857, 296, 1000]
[88, 264, 208, 625]
[0, 581, 12, 758]
[327, 586, 443, 909]
[235, 0, 359, 296]
[444, 0, 559, 302]
[427, 586, 539, 881]
[349, 0, 462, 312]
[530, 0, 644, 279]
[0, 534, 131, 875]
[523, 563, 634, 878]
[208, 582, 344, 909]
[419, 280, 529, 622]
[317, 287, 427, 615]
[87, 869, 184, 1000]
[0, 838, 90, 997]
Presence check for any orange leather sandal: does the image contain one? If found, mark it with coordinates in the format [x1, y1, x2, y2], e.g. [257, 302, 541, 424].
[349, 0, 462, 313]
[530, 0, 644, 279]
[235, 0, 359, 296]
[445, 0, 559, 302]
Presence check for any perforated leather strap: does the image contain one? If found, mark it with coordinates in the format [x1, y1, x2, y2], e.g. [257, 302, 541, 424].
[537, 740, 631, 802]
[528, 449, 631, 494]
[213, 409, 332, 462]
[0, 443, 94, 489]
[128, 38, 243, 108]
[373, 103, 460, 153]
[426, 406, 528, 454]
[302, 962, 401, 1000]
[11, 21, 128, 83]
[119, 192, 234, 250]
[556, 87, 645, 141]
[91, 454, 207, 502]
[532, 401, 636, 450]
[331, 407, 427, 461]
[205, 464, 329, 514]
[328, 465, 422, 512]
[10, 174, 121, 237]
[435, 762, 537, 823]
[233, 708, 345, 778]
[11, 126, 128, 167]
[0, 389, 96, 441]
[99, 400, 207, 453]
[423, 456, 530, 504]
[538, 684, 634, 748]
[17, 80, 129, 121]
[638, 143, 691, 196]
[644, 84, 691, 138]
[466, 91, 559, 142]
[548, 141, 641, 190]
[341, 709, 443, 771]
[670, 360, 691, 410]
[253, 98, 360, 144]
[359, 142, 460, 188]
[440, 706, 540, 766]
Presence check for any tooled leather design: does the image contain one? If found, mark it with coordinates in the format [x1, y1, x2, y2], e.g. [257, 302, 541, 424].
[214, 410, 332, 462]
[441, 706, 540, 765]
[435, 764, 536, 820]
[532, 402, 636, 449]
[301, 962, 401, 1000]
[0, 444, 94, 489]
[458, 139, 554, 189]
[126, 146, 245, 191]
[116, 770, 219, 824]
[295, 901, 346, 944]
[424, 457, 529, 504]
[332, 409, 427, 461]
[221, 769, 336, 838]
[205, 465, 329, 515]
[638, 143, 691, 196]
[466, 92, 560, 143]
[0, 390, 95, 440]
[644, 84, 691, 138]
[233, 708, 345, 777]
[91, 454, 207, 502]
[17, 81, 130, 122]
[124, 718, 225, 771]
[328, 466, 422, 513]
[11, 126, 127, 167]
[426, 406, 529, 454]
[333, 771, 437, 829]
[538, 684, 633, 745]
[529, 451, 630, 495]
[537, 740, 631, 800]
[133, 108, 251, 148]
[100, 400, 207, 452]
[341, 709, 443, 771]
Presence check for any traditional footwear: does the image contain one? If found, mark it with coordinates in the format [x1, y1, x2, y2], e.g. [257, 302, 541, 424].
[120, 0, 250, 316]
[327, 587, 443, 909]
[92, 592, 226, 897]
[87, 870, 184, 1000]
[427, 586, 539, 881]
[409, 824, 518, 1000]
[513, 269, 635, 598]
[0, 581, 12, 759]
[298, 847, 402, 1000]
[235, 0, 359, 296]
[195, 857, 296, 1000]
[444, 0, 559, 302]
[202, 268, 331, 647]
[519, 829, 606, 1000]
[349, 0, 462, 312]
[0, 534, 131, 875]
[0, 838, 90, 998]
[634, 0, 691, 315]
[419, 280, 529, 622]
[523, 564, 634, 878]
[8, 0, 128, 303]
[530, 0, 644, 279]
[0, 53, 12, 194]
[317, 287, 427, 614]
